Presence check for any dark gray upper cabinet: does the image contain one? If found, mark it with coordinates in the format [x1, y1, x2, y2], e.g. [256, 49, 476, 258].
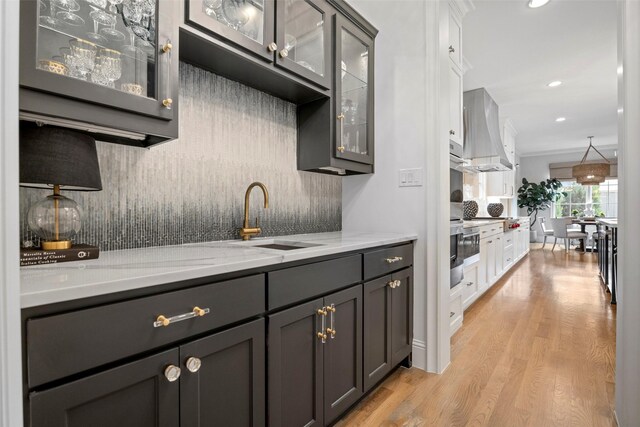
[19, 0, 179, 147]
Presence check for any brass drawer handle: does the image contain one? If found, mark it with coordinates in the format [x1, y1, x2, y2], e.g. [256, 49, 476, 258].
[154, 306, 211, 328]
[387, 279, 401, 289]
[385, 256, 403, 264]
[326, 304, 336, 339]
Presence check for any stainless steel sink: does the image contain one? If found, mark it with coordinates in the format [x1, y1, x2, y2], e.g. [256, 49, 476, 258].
[231, 239, 323, 250]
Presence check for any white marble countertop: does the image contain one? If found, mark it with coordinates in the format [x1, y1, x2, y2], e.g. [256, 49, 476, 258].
[20, 231, 417, 309]
[463, 219, 504, 228]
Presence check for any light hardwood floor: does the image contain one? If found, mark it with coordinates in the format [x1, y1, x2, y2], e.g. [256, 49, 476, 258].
[337, 246, 617, 427]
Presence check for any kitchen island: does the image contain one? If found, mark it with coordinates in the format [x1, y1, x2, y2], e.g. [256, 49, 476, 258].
[596, 218, 618, 304]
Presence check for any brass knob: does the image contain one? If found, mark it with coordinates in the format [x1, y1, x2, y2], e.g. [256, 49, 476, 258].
[337, 114, 345, 120]
[156, 315, 170, 327]
[337, 146, 345, 153]
[267, 42, 278, 52]
[326, 327, 336, 337]
[162, 42, 173, 53]
[162, 98, 173, 108]
[449, 45, 455, 53]
[185, 357, 202, 373]
[193, 306, 206, 317]
[387, 281, 396, 289]
[394, 279, 402, 288]
[326, 305, 336, 313]
[317, 308, 327, 316]
[317, 332, 328, 340]
[279, 48, 289, 58]
[164, 364, 181, 382]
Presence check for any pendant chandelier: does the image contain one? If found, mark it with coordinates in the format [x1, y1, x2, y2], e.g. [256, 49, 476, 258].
[572, 136, 610, 185]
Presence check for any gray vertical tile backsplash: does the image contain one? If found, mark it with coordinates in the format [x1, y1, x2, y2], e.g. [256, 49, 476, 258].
[20, 63, 342, 251]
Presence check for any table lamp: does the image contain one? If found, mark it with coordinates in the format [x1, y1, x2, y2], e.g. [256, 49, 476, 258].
[19, 125, 102, 250]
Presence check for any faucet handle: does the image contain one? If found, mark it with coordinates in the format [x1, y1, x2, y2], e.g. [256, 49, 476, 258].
[255, 216, 259, 228]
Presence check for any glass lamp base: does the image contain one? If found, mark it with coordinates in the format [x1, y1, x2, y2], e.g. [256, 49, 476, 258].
[41, 240, 73, 250]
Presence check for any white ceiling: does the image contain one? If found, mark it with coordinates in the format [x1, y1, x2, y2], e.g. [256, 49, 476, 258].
[462, 0, 618, 157]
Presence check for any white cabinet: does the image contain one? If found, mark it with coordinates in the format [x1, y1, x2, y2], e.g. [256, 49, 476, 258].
[495, 234, 504, 277]
[503, 231, 515, 271]
[450, 285, 463, 336]
[449, 65, 463, 147]
[448, 6, 462, 68]
[462, 263, 479, 309]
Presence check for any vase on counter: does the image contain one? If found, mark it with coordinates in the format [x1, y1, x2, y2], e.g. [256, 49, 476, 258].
[487, 203, 504, 218]
[463, 201, 479, 220]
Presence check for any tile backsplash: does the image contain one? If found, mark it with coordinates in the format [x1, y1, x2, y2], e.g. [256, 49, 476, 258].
[20, 63, 342, 251]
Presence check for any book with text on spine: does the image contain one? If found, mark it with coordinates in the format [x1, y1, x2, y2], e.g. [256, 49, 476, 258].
[20, 244, 100, 266]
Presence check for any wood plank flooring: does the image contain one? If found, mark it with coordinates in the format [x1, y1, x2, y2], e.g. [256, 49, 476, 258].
[337, 246, 617, 427]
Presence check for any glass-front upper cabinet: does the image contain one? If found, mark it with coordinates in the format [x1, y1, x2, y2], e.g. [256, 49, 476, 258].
[334, 15, 373, 165]
[20, 0, 178, 121]
[187, 0, 275, 61]
[274, 0, 331, 88]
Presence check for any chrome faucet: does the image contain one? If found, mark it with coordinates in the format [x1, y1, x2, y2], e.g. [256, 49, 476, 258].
[240, 182, 269, 240]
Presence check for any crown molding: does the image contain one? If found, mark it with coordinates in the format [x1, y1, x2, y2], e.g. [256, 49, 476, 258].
[518, 144, 618, 158]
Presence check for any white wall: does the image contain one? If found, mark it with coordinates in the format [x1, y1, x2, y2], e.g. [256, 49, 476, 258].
[616, 1, 640, 424]
[0, 0, 23, 426]
[517, 148, 617, 239]
[342, 0, 450, 372]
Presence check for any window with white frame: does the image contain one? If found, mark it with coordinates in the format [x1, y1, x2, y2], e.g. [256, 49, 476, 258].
[554, 179, 618, 218]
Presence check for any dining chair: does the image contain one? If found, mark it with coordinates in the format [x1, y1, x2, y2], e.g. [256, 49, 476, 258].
[540, 217, 554, 249]
[549, 217, 588, 252]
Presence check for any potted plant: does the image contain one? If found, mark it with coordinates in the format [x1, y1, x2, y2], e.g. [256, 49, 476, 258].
[517, 178, 567, 242]
[571, 209, 580, 218]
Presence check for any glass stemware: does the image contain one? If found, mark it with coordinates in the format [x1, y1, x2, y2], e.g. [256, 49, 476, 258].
[90, 62, 110, 86]
[55, 0, 84, 26]
[40, 0, 62, 29]
[86, 8, 115, 43]
[106, 0, 123, 13]
[203, 0, 222, 17]
[69, 39, 97, 80]
[84, 0, 107, 8]
[221, 0, 251, 30]
[101, 21, 125, 41]
[60, 47, 82, 79]
[98, 48, 122, 88]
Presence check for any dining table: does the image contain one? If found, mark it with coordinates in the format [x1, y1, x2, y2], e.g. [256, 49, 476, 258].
[571, 219, 598, 252]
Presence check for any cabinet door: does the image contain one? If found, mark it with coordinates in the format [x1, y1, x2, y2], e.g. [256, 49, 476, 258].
[449, 65, 463, 146]
[268, 298, 324, 427]
[186, 0, 275, 61]
[180, 319, 265, 427]
[495, 235, 504, 277]
[21, 0, 178, 121]
[29, 349, 179, 427]
[335, 15, 374, 165]
[448, 6, 462, 68]
[390, 267, 413, 366]
[363, 275, 392, 391]
[323, 286, 363, 424]
[274, 0, 331, 88]
[478, 239, 488, 290]
[486, 239, 496, 284]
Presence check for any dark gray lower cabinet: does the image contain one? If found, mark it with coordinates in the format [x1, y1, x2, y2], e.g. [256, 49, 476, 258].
[268, 286, 363, 427]
[180, 319, 265, 427]
[364, 267, 413, 392]
[29, 348, 180, 427]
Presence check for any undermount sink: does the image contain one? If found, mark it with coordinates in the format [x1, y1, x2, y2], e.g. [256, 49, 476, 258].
[232, 239, 324, 250]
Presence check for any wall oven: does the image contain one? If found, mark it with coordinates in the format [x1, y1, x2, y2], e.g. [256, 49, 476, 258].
[450, 220, 464, 288]
[462, 226, 480, 266]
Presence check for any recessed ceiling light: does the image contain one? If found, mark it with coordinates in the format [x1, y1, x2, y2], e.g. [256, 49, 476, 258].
[555, 117, 566, 122]
[528, 0, 550, 8]
[547, 81, 562, 87]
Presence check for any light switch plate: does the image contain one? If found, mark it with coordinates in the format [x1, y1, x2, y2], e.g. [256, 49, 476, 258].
[399, 168, 423, 187]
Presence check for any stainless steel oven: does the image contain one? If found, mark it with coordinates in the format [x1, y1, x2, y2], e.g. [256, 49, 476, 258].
[462, 226, 480, 266]
[450, 220, 464, 288]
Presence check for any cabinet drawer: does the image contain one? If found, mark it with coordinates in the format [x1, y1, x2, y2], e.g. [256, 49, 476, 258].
[268, 255, 362, 310]
[462, 266, 478, 309]
[27, 274, 265, 388]
[364, 243, 413, 280]
[449, 293, 463, 336]
[479, 224, 503, 240]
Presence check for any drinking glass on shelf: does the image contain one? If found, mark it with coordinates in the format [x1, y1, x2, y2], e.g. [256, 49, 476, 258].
[69, 39, 97, 80]
[84, 0, 107, 8]
[90, 62, 110, 86]
[40, 0, 62, 29]
[87, 7, 115, 44]
[221, 0, 251, 30]
[123, 1, 142, 24]
[60, 47, 82, 78]
[98, 48, 122, 87]
[203, 0, 222, 18]
[55, 0, 84, 27]
[141, 0, 155, 17]
[101, 21, 125, 41]
[106, 0, 123, 13]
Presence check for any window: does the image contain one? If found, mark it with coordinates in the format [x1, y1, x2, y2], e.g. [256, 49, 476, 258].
[554, 179, 618, 218]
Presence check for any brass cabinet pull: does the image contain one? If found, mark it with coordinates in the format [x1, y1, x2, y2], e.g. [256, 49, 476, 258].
[387, 279, 401, 289]
[162, 98, 173, 109]
[164, 365, 181, 382]
[267, 42, 278, 52]
[337, 114, 345, 154]
[385, 256, 403, 264]
[317, 306, 327, 344]
[337, 146, 345, 153]
[279, 48, 289, 58]
[326, 304, 336, 338]
[337, 114, 345, 120]
[161, 42, 173, 53]
[185, 357, 202, 373]
[154, 306, 211, 328]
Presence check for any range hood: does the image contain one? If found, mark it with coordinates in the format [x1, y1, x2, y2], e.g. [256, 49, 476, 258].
[463, 88, 513, 172]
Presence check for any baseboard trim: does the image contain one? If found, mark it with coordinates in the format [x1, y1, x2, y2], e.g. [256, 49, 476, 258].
[412, 339, 427, 371]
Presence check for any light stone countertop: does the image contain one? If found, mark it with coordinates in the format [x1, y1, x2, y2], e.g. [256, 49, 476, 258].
[20, 231, 417, 309]
[463, 219, 504, 228]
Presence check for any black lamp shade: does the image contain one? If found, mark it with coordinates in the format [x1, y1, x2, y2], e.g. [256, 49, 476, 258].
[19, 125, 102, 191]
